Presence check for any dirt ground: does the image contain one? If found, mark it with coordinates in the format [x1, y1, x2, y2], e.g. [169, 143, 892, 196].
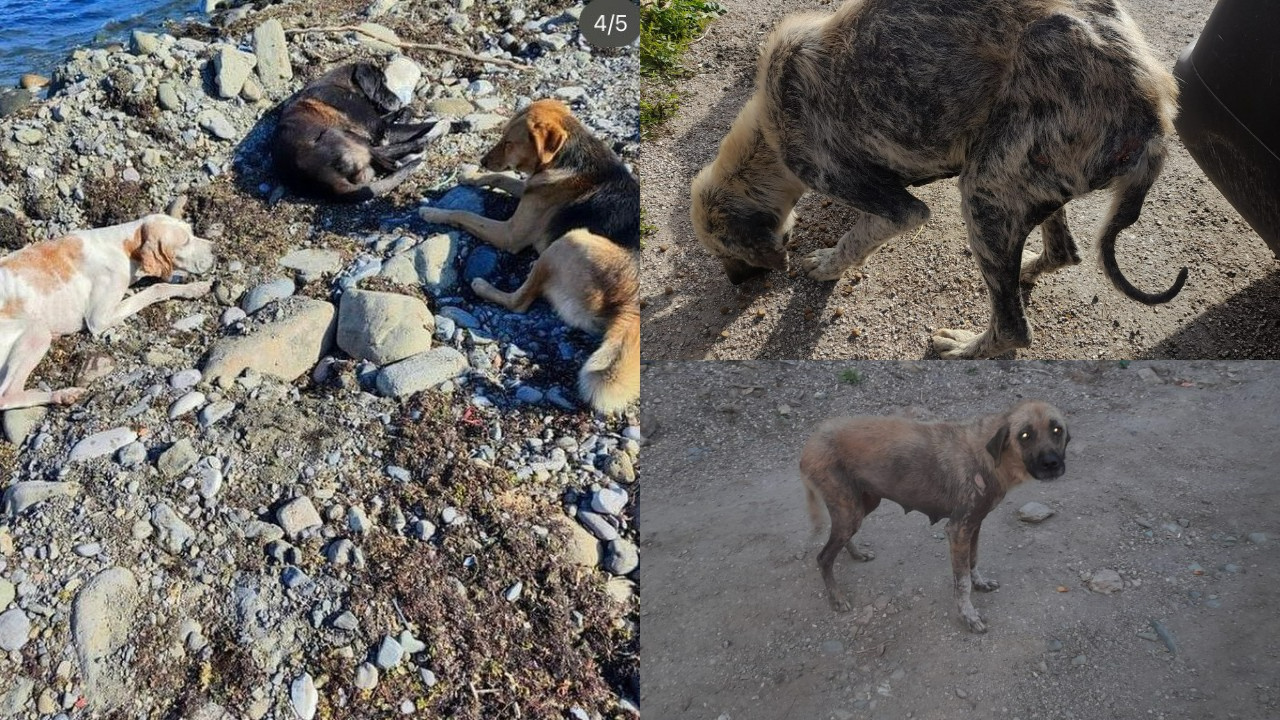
[638, 0, 1280, 361]
[640, 360, 1280, 720]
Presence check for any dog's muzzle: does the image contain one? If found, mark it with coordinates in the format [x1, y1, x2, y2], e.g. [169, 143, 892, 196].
[722, 256, 772, 285]
[1031, 451, 1066, 480]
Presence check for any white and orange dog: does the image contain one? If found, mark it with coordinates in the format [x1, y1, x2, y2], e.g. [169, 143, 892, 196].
[0, 213, 214, 410]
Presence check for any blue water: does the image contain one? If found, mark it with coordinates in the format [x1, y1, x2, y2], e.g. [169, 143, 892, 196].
[0, 0, 200, 88]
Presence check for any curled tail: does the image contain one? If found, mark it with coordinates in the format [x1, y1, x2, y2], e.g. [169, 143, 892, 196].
[579, 308, 639, 414]
[1098, 139, 1188, 304]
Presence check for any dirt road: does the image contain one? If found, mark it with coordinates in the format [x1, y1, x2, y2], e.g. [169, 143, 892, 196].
[641, 360, 1280, 719]
[639, 0, 1280, 361]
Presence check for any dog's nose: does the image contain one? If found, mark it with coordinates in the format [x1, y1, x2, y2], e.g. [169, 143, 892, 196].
[1038, 452, 1063, 475]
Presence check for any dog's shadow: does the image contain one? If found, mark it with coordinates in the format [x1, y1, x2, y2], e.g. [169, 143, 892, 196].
[1144, 266, 1280, 359]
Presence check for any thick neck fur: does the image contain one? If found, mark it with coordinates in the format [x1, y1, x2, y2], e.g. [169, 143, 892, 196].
[709, 97, 808, 217]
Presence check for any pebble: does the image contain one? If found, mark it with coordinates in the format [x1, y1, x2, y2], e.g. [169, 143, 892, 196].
[169, 391, 207, 419]
[151, 503, 196, 553]
[158, 439, 199, 477]
[290, 673, 318, 720]
[170, 369, 203, 389]
[375, 347, 469, 398]
[74, 542, 102, 557]
[0, 608, 31, 651]
[173, 313, 205, 331]
[605, 538, 639, 575]
[117, 441, 148, 467]
[277, 497, 322, 539]
[3, 481, 79, 516]
[0, 579, 13, 608]
[576, 510, 619, 541]
[398, 630, 426, 654]
[241, 277, 296, 314]
[1071, 654, 1087, 666]
[1247, 532, 1267, 545]
[354, 662, 379, 690]
[199, 401, 236, 427]
[1016, 501, 1054, 523]
[197, 109, 237, 140]
[333, 612, 358, 631]
[1086, 569, 1124, 594]
[69, 427, 138, 462]
[505, 581, 524, 602]
[213, 45, 256, 98]
[516, 385, 543, 404]
[375, 635, 404, 670]
[591, 485, 628, 516]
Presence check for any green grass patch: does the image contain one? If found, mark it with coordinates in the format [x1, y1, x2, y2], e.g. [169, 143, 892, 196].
[839, 368, 864, 385]
[640, 0, 726, 135]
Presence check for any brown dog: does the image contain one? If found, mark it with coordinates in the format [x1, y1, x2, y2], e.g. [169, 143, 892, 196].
[800, 400, 1070, 632]
[420, 100, 640, 413]
[274, 62, 439, 201]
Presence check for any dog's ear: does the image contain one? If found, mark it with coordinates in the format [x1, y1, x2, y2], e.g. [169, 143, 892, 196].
[130, 218, 179, 278]
[985, 425, 1009, 462]
[529, 117, 569, 168]
[353, 63, 403, 113]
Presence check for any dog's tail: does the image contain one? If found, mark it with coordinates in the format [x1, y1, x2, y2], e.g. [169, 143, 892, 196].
[579, 308, 639, 415]
[803, 476, 825, 533]
[1097, 137, 1188, 304]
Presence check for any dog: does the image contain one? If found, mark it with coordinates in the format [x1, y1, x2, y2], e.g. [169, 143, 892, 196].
[0, 213, 214, 411]
[691, 0, 1188, 359]
[274, 62, 440, 201]
[799, 400, 1070, 633]
[420, 100, 640, 413]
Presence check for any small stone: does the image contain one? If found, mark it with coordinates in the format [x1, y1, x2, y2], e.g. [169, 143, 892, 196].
[504, 581, 523, 602]
[375, 347, 469, 397]
[212, 45, 256, 98]
[157, 82, 182, 111]
[279, 248, 342, 283]
[252, 19, 292, 88]
[117, 441, 148, 467]
[1086, 569, 1124, 594]
[0, 579, 14, 608]
[1071, 654, 1087, 666]
[241, 277, 296, 314]
[955, 688, 968, 699]
[1016, 502, 1054, 523]
[18, 74, 48, 90]
[383, 55, 420, 105]
[158, 439, 199, 477]
[197, 109, 237, 140]
[290, 673, 317, 720]
[354, 663, 379, 690]
[591, 486, 628, 516]
[69, 427, 138, 461]
[169, 391, 206, 419]
[1247, 532, 1267, 545]
[605, 538, 638, 575]
[354, 22, 400, 52]
[3, 481, 78, 516]
[576, 510, 618, 541]
[0, 608, 31, 650]
[277, 497, 322, 539]
[3, 406, 46, 445]
[427, 97, 475, 117]
[398, 630, 426, 654]
[516, 385, 543, 404]
[337, 289, 435, 365]
[375, 635, 404, 670]
[333, 612, 358, 631]
[170, 369, 202, 389]
[199, 401, 236, 428]
[14, 127, 43, 145]
[131, 30, 160, 55]
[463, 113, 506, 132]
[151, 503, 196, 553]
[74, 542, 102, 557]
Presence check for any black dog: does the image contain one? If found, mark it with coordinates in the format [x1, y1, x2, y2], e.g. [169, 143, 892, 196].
[274, 62, 438, 202]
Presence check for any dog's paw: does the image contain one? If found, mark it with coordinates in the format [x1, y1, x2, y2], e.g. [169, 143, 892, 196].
[932, 328, 981, 359]
[960, 606, 987, 633]
[181, 280, 213, 299]
[846, 544, 875, 562]
[971, 573, 1000, 592]
[470, 277, 500, 302]
[53, 387, 87, 405]
[419, 206, 450, 224]
[799, 248, 846, 281]
[828, 591, 852, 613]
[457, 165, 485, 185]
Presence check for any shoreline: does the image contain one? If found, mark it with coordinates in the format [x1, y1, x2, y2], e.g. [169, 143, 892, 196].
[0, 0, 640, 717]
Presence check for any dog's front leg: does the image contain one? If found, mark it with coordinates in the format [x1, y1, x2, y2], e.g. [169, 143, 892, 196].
[418, 208, 527, 253]
[968, 523, 999, 591]
[84, 282, 212, 337]
[946, 520, 986, 633]
[798, 182, 928, 281]
[459, 171, 526, 198]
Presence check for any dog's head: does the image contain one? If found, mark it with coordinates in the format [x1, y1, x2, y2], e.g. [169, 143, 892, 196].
[690, 164, 793, 284]
[129, 214, 215, 279]
[481, 99, 575, 175]
[986, 401, 1070, 481]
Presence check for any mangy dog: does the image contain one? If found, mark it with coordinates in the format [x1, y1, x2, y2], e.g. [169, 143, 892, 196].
[800, 401, 1070, 633]
[0, 212, 214, 410]
[274, 62, 438, 201]
[692, 0, 1187, 359]
[421, 100, 639, 413]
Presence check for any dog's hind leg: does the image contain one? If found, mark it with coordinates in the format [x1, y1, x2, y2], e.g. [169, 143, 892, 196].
[968, 524, 999, 591]
[382, 122, 437, 144]
[817, 487, 866, 612]
[946, 520, 986, 633]
[845, 493, 880, 561]
[1020, 207, 1081, 285]
[797, 178, 929, 281]
[471, 260, 549, 313]
[0, 324, 85, 411]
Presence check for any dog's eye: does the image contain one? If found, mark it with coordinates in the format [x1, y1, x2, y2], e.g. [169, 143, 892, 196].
[1052, 426, 1061, 434]
[1019, 431, 1030, 440]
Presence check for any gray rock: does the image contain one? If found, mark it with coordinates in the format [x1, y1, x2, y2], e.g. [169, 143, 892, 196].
[131, 30, 160, 55]
[463, 113, 507, 132]
[277, 497, 322, 539]
[75, 542, 102, 557]
[1086, 569, 1124, 594]
[212, 45, 256, 98]
[602, 453, 635, 484]
[3, 406, 46, 445]
[333, 612, 358, 631]
[1247, 532, 1268, 545]
[374, 635, 404, 669]
[591, 486, 628, 516]
[14, 127, 42, 145]
[383, 55, 420, 106]
[1016, 502, 1055, 523]
[73, 567, 139, 710]
[252, 19, 292, 88]
[398, 630, 426, 654]
[0, 578, 13, 609]
[151, 504, 196, 553]
[158, 439, 198, 477]
[354, 22, 400, 52]
[463, 246, 500, 283]
[576, 510, 619, 541]
[427, 97, 475, 117]
[241, 277, 295, 314]
[156, 82, 182, 112]
[290, 673, 317, 720]
[117, 442, 148, 467]
[3, 481, 78, 516]
[337, 289, 436, 365]
[554, 515, 600, 567]
[416, 234, 460, 292]
[203, 297, 337, 387]
[199, 401, 236, 428]
[504, 581, 523, 602]
[0, 608, 31, 651]
[354, 662, 379, 690]
[0, 89, 33, 118]
[168, 391, 206, 419]
[197, 109, 237, 140]
[0, 676, 33, 716]
[375, 347, 469, 397]
[605, 538, 639, 575]
[69, 427, 138, 461]
[436, 306, 479, 329]
[279, 249, 342, 283]
[170, 369, 202, 389]
[515, 386, 543, 404]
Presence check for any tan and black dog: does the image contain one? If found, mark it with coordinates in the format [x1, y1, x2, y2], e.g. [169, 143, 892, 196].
[420, 100, 639, 413]
[800, 400, 1070, 633]
[274, 62, 438, 201]
[692, 0, 1187, 359]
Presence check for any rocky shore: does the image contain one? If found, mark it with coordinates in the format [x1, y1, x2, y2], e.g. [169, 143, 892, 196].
[0, 0, 639, 717]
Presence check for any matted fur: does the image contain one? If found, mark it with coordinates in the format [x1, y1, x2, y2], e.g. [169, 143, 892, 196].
[691, 0, 1186, 358]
